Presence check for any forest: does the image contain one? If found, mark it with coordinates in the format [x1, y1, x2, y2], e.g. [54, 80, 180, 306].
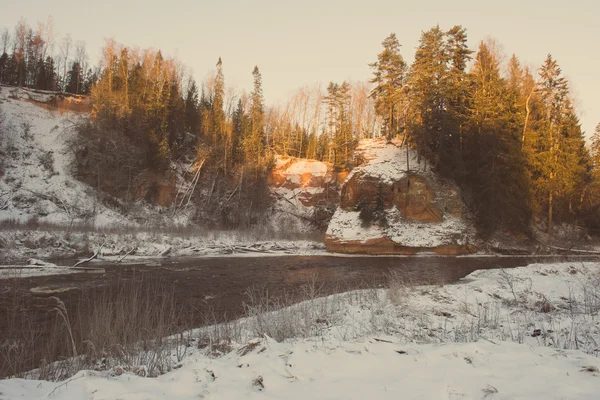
[1, 17, 599, 236]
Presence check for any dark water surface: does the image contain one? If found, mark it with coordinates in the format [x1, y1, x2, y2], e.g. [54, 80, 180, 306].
[4, 254, 599, 321]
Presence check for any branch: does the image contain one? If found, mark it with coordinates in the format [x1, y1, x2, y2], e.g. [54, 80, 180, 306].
[116, 247, 136, 264]
[73, 244, 104, 268]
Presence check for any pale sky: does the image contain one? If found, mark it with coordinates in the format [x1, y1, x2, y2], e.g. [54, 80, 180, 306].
[2, 0, 598, 139]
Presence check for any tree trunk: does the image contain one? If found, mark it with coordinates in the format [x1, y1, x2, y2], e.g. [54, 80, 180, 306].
[521, 90, 533, 147]
[547, 191, 553, 235]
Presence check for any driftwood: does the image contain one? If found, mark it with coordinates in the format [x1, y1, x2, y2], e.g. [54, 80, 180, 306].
[116, 247, 136, 264]
[73, 244, 104, 268]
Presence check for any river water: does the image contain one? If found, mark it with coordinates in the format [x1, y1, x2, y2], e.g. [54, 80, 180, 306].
[1, 254, 597, 377]
[5, 254, 598, 320]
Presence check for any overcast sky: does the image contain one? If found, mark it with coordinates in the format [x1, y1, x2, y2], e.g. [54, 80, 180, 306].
[2, 0, 598, 139]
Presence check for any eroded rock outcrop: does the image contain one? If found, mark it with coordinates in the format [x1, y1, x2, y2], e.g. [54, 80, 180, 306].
[325, 139, 474, 255]
[267, 157, 342, 231]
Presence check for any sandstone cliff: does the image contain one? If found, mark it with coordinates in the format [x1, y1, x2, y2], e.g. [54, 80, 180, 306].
[325, 139, 475, 255]
[267, 157, 343, 232]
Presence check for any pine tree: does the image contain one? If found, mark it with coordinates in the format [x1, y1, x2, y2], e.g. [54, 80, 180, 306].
[0, 51, 8, 84]
[212, 57, 228, 169]
[65, 61, 83, 94]
[443, 25, 472, 180]
[583, 123, 600, 229]
[166, 77, 185, 152]
[324, 81, 354, 170]
[408, 26, 450, 165]
[245, 65, 265, 169]
[592, 123, 600, 171]
[506, 54, 526, 139]
[35, 57, 47, 90]
[184, 79, 200, 135]
[536, 54, 569, 234]
[465, 41, 531, 233]
[369, 33, 407, 139]
[232, 98, 245, 163]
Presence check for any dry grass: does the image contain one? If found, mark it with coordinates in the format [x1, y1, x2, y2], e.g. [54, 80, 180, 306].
[242, 275, 345, 342]
[0, 275, 195, 380]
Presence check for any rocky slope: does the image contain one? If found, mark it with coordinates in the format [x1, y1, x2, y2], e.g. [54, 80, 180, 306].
[325, 139, 475, 255]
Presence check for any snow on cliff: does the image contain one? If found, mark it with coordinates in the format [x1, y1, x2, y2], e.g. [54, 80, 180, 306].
[268, 156, 340, 233]
[346, 137, 428, 184]
[326, 138, 474, 252]
[0, 86, 187, 228]
[328, 208, 470, 248]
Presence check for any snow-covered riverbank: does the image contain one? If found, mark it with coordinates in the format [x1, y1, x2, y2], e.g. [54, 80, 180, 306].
[0, 227, 325, 265]
[2, 261, 600, 399]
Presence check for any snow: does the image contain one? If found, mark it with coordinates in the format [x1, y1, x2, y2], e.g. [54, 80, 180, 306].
[3, 341, 599, 399]
[2, 261, 600, 399]
[326, 207, 471, 247]
[0, 86, 128, 227]
[0, 260, 88, 279]
[0, 86, 199, 229]
[267, 156, 336, 233]
[325, 210, 383, 242]
[269, 186, 317, 231]
[0, 227, 326, 268]
[347, 138, 427, 185]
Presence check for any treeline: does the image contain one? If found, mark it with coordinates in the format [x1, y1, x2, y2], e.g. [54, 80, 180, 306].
[369, 27, 597, 235]
[2, 17, 599, 234]
[0, 18, 96, 94]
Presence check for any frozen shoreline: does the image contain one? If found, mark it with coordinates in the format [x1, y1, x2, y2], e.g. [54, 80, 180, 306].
[2, 261, 600, 399]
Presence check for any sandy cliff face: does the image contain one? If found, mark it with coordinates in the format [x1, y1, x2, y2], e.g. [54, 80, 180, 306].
[267, 157, 343, 232]
[325, 139, 475, 255]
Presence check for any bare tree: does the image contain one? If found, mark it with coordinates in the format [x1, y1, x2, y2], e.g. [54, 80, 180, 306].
[0, 28, 10, 55]
[59, 34, 72, 91]
[13, 19, 28, 86]
[41, 15, 54, 59]
[74, 40, 88, 93]
[75, 40, 87, 71]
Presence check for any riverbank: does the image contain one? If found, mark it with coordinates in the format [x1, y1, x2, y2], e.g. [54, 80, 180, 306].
[0, 225, 326, 265]
[2, 224, 600, 270]
[1, 261, 600, 398]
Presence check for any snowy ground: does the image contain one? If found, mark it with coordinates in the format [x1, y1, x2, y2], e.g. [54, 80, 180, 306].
[2, 261, 600, 398]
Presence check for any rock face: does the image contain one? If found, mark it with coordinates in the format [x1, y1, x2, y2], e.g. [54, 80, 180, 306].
[325, 139, 474, 255]
[267, 157, 342, 231]
[341, 172, 454, 223]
